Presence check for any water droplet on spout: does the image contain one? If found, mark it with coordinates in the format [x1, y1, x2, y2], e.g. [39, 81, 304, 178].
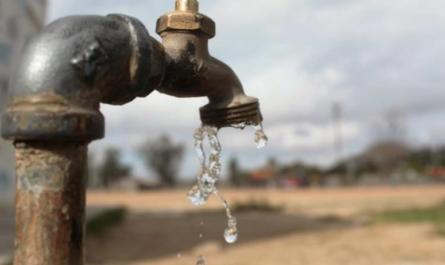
[253, 123, 269, 149]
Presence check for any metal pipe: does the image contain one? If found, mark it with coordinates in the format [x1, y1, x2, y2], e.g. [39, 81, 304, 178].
[14, 141, 87, 265]
[2, 14, 156, 265]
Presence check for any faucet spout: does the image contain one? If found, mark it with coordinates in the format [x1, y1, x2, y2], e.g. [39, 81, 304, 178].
[155, 6, 263, 128]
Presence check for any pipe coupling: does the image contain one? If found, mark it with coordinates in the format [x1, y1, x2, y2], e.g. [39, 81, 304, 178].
[156, 12, 216, 38]
[1, 14, 155, 142]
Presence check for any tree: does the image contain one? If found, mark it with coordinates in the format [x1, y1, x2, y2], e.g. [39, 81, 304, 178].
[139, 135, 184, 188]
[373, 109, 406, 141]
[229, 157, 242, 187]
[98, 148, 131, 188]
[363, 109, 411, 179]
[267, 157, 278, 173]
[362, 140, 411, 178]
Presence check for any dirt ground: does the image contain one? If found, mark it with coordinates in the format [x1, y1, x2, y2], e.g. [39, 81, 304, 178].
[86, 186, 445, 265]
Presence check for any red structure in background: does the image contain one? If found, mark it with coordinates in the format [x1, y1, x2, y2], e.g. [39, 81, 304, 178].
[249, 169, 275, 187]
[278, 177, 301, 189]
[427, 167, 445, 180]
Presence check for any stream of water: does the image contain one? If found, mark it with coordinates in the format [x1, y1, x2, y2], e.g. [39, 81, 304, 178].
[188, 123, 268, 265]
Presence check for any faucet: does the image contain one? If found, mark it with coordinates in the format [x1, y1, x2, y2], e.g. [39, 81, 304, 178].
[1, 1, 263, 265]
[155, 0, 263, 128]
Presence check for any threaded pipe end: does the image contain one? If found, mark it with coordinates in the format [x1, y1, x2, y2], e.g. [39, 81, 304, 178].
[200, 102, 263, 129]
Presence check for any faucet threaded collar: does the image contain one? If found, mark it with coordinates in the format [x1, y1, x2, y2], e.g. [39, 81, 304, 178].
[200, 102, 263, 129]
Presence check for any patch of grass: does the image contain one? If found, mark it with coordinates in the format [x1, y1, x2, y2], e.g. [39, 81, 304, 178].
[0, 257, 13, 265]
[373, 204, 445, 239]
[436, 225, 445, 237]
[374, 205, 445, 224]
[232, 198, 284, 213]
[86, 207, 127, 236]
[318, 215, 345, 223]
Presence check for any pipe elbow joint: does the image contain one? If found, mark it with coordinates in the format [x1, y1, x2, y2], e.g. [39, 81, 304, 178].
[2, 14, 156, 141]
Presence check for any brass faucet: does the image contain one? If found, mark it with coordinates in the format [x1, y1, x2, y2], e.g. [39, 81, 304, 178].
[154, 0, 263, 127]
[0, 1, 263, 265]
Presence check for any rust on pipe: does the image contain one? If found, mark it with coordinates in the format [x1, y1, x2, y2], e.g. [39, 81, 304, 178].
[14, 141, 87, 265]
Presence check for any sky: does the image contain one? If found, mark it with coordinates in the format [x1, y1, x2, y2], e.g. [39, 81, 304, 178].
[47, 0, 445, 181]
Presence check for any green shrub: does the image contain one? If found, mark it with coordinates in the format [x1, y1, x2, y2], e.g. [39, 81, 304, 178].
[232, 198, 284, 213]
[436, 225, 445, 237]
[374, 205, 445, 224]
[86, 207, 127, 236]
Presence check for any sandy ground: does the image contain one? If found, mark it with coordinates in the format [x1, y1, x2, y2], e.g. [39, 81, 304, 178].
[85, 186, 445, 265]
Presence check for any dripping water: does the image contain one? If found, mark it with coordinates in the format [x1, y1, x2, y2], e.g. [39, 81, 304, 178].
[188, 122, 268, 261]
[253, 123, 268, 149]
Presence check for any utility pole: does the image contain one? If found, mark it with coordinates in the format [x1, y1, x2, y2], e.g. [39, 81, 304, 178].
[332, 102, 343, 165]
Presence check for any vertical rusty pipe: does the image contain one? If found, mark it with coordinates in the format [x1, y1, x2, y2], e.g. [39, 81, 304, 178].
[1, 14, 156, 265]
[14, 141, 87, 265]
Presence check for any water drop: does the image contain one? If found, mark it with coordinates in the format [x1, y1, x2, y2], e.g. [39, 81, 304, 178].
[194, 126, 207, 168]
[231, 123, 246, 129]
[253, 123, 269, 149]
[224, 226, 238, 243]
[201, 222, 204, 225]
[194, 126, 206, 140]
[196, 255, 206, 265]
[189, 125, 222, 207]
[177, 253, 181, 258]
[202, 171, 216, 185]
[188, 184, 205, 207]
[226, 208, 233, 219]
[222, 200, 228, 209]
[228, 217, 237, 228]
[199, 233, 203, 238]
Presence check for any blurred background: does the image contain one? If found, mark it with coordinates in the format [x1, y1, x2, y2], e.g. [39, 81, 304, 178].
[1, 0, 445, 264]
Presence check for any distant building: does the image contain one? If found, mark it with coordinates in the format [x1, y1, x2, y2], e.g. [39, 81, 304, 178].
[277, 176, 301, 189]
[0, 0, 47, 203]
[426, 167, 445, 181]
[248, 169, 275, 187]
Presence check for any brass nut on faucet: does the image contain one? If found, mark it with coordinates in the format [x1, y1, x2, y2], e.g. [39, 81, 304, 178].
[156, 12, 216, 38]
